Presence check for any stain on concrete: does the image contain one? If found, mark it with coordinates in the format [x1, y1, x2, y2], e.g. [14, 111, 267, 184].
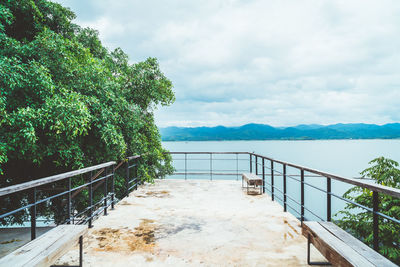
[136, 190, 170, 198]
[118, 201, 132, 205]
[158, 222, 202, 238]
[91, 219, 158, 253]
[284, 218, 300, 235]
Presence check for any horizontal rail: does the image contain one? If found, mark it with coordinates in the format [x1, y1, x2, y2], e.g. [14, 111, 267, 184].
[249, 152, 400, 198]
[0, 173, 113, 220]
[169, 152, 249, 154]
[173, 172, 239, 176]
[0, 161, 116, 197]
[173, 158, 248, 161]
[0, 155, 142, 243]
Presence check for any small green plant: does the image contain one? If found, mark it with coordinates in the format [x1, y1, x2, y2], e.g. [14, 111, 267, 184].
[336, 157, 400, 264]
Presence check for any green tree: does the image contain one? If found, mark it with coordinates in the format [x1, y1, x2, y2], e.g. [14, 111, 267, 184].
[0, 0, 174, 224]
[336, 157, 400, 264]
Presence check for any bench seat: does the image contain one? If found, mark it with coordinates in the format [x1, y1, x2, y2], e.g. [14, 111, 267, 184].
[0, 224, 87, 267]
[242, 173, 263, 194]
[302, 221, 396, 267]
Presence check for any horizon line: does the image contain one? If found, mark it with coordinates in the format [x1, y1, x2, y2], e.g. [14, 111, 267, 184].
[159, 122, 400, 129]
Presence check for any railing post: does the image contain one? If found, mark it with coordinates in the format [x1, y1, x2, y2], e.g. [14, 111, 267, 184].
[262, 158, 265, 194]
[135, 158, 139, 190]
[126, 159, 130, 197]
[88, 171, 93, 228]
[271, 160, 274, 201]
[301, 169, 305, 223]
[373, 191, 379, 251]
[67, 177, 71, 224]
[111, 165, 115, 210]
[104, 167, 108, 215]
[327, 177, 331, 221]
[283, 164, 287, 212]
[236, 153, 239, 181]
[30, 187, 36, 240]
[249, 154, 252, 173]
[185, 153, 187, 180]
[255, 156, 258, 175]
[210, 153, 212, 181]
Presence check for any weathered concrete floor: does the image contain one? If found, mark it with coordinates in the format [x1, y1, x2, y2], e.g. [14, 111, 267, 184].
[57, 179, 326, 266]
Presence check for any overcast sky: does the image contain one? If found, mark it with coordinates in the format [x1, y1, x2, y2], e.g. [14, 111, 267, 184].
[55, 0, 400, 127]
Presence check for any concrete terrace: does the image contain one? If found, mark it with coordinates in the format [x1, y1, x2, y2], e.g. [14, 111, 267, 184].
[56, 179, 326, 266]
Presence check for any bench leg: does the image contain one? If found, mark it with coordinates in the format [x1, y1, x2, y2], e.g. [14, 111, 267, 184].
[79, 235, 83, 267]
[307, 234, 331, 266]
[51, 235, 84, 267]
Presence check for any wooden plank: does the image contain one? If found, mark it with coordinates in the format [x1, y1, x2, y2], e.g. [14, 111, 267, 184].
[0, 161, 116, 197]
[242, 173, 262, 180]
[302, 221, 375, 267]
[0, 225, 87, 267]
[321, 222, 397, 267]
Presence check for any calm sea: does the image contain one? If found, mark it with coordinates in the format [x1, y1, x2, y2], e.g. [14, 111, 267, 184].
[163, 139, 400, 220]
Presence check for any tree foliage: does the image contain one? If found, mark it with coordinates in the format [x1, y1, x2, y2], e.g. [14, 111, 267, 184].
[0, 0, 174, 197]
[336, 157, 400, 264]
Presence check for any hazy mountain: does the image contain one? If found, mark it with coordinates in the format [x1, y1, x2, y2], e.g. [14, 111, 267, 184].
[160, 123, 400, 141]
[292, 124, 324, 130]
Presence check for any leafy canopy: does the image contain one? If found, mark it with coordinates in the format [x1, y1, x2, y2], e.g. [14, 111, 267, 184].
[0, 0, 174, 188]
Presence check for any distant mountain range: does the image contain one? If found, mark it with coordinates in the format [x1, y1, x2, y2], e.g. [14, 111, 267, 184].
[160, 123, 400, 141]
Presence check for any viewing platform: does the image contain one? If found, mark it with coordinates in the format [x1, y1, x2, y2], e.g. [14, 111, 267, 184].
[1, 152, 399, 266]
[55, 179, 325, 266]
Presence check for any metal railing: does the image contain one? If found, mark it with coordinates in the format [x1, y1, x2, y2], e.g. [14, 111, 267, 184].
[0, 155, 141, 241]
[168, 152, 249, 179]
[168, 151, 400, 253]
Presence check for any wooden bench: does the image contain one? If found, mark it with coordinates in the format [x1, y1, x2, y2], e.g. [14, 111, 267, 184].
[242, 173, 263, 194]
[302, 221, 396, 267]
[0, 224, 87, 267]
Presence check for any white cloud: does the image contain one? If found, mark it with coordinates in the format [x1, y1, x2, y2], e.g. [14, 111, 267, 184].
[77, 17, 126, 40]
[56, 0, 400, 127]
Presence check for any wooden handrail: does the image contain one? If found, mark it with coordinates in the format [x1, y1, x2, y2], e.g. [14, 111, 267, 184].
[0, 161, 116, 197]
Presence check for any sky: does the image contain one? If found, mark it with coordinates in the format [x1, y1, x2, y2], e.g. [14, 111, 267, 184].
[55, 0, 400, 127]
